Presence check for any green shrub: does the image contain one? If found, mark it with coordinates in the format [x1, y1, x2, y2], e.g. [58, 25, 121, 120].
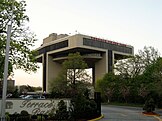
[17, 110, 30, 121]
[69, 93, 97, 120]
[143, 98, 155, 112]
[48, 107, 56, 119]
[37, 114, 45, 121]
[5, 112, 10, 121]
[55, 100, 69, 120]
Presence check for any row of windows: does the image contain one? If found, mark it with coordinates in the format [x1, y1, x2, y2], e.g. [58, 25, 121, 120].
[83, 38, 133, 54]
[38, 40, 68, 55]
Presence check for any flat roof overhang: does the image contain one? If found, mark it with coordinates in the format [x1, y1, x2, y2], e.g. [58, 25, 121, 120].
[36, 47, 132, 65]
[36, 47, 105, 66]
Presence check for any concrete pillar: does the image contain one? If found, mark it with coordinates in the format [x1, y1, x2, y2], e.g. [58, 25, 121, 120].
[46, 55, 62, 92]
[108, 50, 113, 72]
[42, 54, 46, 92]
[95, 52, 108, 82]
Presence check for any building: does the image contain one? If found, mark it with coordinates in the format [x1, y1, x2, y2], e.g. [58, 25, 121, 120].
[36, 33, 134, 92]
[0, 79, 15, 94]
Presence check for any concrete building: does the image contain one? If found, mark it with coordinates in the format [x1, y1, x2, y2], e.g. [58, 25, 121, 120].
[36, 33, 134, 92]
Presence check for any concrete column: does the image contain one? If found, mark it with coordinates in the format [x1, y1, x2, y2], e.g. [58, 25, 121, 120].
[92, 66, 95, 86]
[95, 52, 108, 82]
[46, 55, 62, 92]
[108, 50, 113, 72]
[42, 54, 47, 92]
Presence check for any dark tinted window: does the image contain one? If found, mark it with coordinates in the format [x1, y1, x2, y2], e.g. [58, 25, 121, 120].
[38, 40, 68, 55]
[83, 38, 133, 54]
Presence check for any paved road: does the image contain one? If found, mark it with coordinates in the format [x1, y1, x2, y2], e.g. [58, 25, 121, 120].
[100, 105, 162, 121]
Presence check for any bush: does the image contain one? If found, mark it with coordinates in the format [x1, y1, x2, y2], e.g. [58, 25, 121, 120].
[31, 115, 37, 119]
[37, 114, 45, 121]
[143, 98, 155, 112]
[5, 112, 10, 121]
[9, 112, 19, 121]
[48, 107, 56, 120]
[69, 93, 97, 120]
[16, 110, 30, 121]
[54, 100, 69, 120]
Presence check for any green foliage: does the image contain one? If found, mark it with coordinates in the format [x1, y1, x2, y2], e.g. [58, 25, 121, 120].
[48, 107, 56, 119]
[12, 88, 19, 98]
[5, 112, 10, 121]
[16, 110, 30, 121]
[0, 0, 39, 79]
[143, 98, 155, 112]
[63, 52, 88, 70]
[20, 110, 29, 115]
[49, 72, 68, 97]
[37, 115, 45, 121]
[96, 46, 162, 106]
[69, 93, 97, 120]
[50, 52, 92, 98]
[55, 100, 69, 120]
[96, 72, 120, 102]
[62, 52, 91, 86]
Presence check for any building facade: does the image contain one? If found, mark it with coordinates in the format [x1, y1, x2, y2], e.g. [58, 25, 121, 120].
[36, 33, 134, 92]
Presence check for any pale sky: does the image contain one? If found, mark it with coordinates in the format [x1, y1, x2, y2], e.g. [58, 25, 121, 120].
[13, 0, 162, 87]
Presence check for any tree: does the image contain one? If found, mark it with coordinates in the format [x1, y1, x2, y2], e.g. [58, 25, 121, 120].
[114, 46, 160, 100]
[0, 0, 38, 79]
[62, 52, 91, 88]
[138, 46, 160, 67]
[140, 57, 162, 96]
[114, 46, 160, 79]
[49, 73, 69, 97]
[49, 52, 92, 97]
[97, 46, 161, 103]
[96, 72, 120, 102]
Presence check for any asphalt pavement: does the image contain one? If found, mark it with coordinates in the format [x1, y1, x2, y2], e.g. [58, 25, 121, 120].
[100, 105, 162, 121]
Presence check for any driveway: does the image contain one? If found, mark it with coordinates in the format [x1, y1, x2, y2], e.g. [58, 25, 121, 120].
[100, 105, 162, 121]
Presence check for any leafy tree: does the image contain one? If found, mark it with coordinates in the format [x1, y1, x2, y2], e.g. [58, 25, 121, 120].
[114, 46, 160, 79]
[0, 0, 38, 79]
[50, 52, 92, 97]
[63, 52, 91, 86]
[96, 72, 120, 102]
[140, 57, 162, 96]
[138, 46, 160, 67]
[97, 46, 161, 103]
[49, 73, 69, 97]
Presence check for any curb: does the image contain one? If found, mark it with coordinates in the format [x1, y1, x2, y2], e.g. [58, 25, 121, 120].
[88, 114, 104, 121]
[154, 116, 162, 121]
[142, 113, 162, 121]
[142, 113, 160, 116]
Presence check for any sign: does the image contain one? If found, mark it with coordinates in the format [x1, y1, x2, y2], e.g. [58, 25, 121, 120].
[0, 99, 70, 115]
[91, 37, 127, 47]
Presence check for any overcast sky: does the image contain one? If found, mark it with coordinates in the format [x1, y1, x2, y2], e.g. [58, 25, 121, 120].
[13, 0, 162, 87]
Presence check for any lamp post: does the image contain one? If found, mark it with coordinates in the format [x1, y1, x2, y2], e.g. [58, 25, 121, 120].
[1, 0, 13, 120]
[0, 20, 12, 121]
